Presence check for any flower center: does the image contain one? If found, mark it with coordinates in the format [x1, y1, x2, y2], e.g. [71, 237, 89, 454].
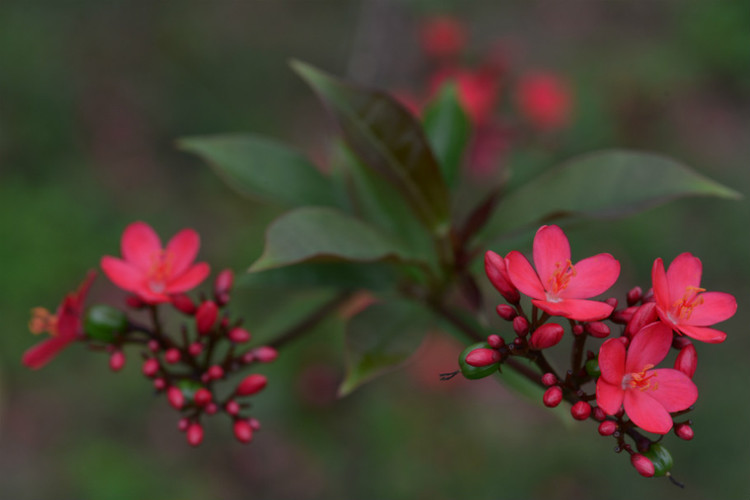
[147, 250, 175, 293]
[622, 364, 658, 392]
[545, 260, 576, 301]
[29, 307, 58, 336]
[671, 286, 705, 321]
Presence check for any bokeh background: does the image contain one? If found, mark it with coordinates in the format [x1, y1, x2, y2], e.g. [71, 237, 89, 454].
[2, 1, 749, 499]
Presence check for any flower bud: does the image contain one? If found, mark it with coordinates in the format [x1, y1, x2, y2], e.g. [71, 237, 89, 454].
[543, 386, 563, 407]
[188, 342, 203, 357]
[207, 365, 224, 380]
[458, 342, 499, 379]
[186, 423, 203, 447]
[225, 400, 240, 416]
[585, 321, 610, 339]
[674, 344, 697, 379]
[631, 453, 655, 478]
[484, 251, 520, 303]
[178, 418, 190, 431]
[205, 403, 218, 415]
[465, 348, 501, 367]
[233, 419, 254, 443]
[571, 401, 591, 420]
[487, 334, 504, 349]
[541, 373, 557, 386]
[529, 323, 564, 350]
[228, 327, 251, 343]
[585, 358, 601, 379]
[598, 420, 617, 436]
[512, 316, 529, 336]
[193, 388, 212, 407]
[627, 286, 643, 306]
[249, 418, 261, 431]
[142, 358, 160, 378]
[625, 302, 657, 338]
[642, 443, 673, 477]
[611, 305, 639, 324]
[642, 288, 654, 303]
[167, 386, 184, 409]
[126, 295, 146, 309]
[85, 305, 128, 342]
[252, 346, 278, 363]
[171, 294, 196, 315]
[109, 350, 125, 372]
[572, 324, 584, 335]
[196, 301, 218, 335]
[214, 269, 234, 306]
[153, 378, 166, 390]
[592, 407, 606, 421]
[674, 423, 694, 441]
[604, 298, 618, 310]
[148, 340, 161, 352]
[164, 348, 181, 364]
[236, 374, 268, 396]
[177, 379, 202, 403]
[495, 304, 516, 321]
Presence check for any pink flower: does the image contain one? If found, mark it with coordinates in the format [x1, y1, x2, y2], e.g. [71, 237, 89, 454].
[419, 16, 467, 60]
[23, 271, 96, 369]
[652, 253, 736, 343]
[505, 225, 620, 321]
[101, 222, 210, 303]
[596, 323, 697, 434]
[429, 66, 500, 126]
[516, 72, 572, 131]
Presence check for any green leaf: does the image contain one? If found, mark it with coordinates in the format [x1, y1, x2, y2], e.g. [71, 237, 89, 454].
[291, 60, 451, 234]
[479, 149, 741, 241]
[422, 82, 471, 187]
[250, 207, 419, 272]
[237, 261, 399, 291]
[339, 299, 432, 396]
[177, 133, 343, 208]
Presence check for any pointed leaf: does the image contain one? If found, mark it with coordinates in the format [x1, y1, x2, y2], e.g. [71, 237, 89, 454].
[291, 60, 450, 234]
[422, 82, 471, 187]
[238, 261, 399, 291]
[177, 133, 342, 208]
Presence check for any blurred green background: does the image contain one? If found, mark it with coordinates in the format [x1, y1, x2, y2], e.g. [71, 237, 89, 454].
[2, 1, 749, 498]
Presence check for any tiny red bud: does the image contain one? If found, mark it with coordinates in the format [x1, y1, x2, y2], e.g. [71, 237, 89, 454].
[248, 418, 261, 431]
[571, 401, 591, 420]
[167, 386, 184, 409]
[188, 342, 203, 357]
[487, 334, 504, 349]
[674, 423, 694, 441]
[109, 351, 125, 372]
[220, 317, 229, 329]
[214, 269, 234, 300]
[207, 365, 224, 380]
[164, 348, 181, 364]
[604, 297, 618, 310]
[529, 323, 564, 350]
[225, 400, 240, 416]
[178, 418, 190, 432]
[252, 346, 278, 363]
[598, 420, 617, 436]
[611, 305, 639, 324]
[495, 304, 516, 321]
[201, 373, 211, 384]
[234, 419, 254, 443]
[126, 294, 146, 309]
[512, 316, 529, 336]
[196, 301, 218, 335]
[236, 374, 268, 396]
[142, 358, 160, 378]
[541, 373, 557, 387]
[593, 407, 606, 421]
[674, 344, 697, 379]
[572, 324, 584, 335]
[153, 378, 166, 390]
[228, 327, 251, 343]
[631, 453, 655, 478]
[672, 336, 692, 350]
[625, 302, 658, 338]
[465, 348, 500, 367]
[171, 293, 197, 315]
[205, 403, 218, 415]
[484, 251, 520, 303]
[627, 286, 643, 306]
[148, 340, 161, 352]
[642, 288, 654, 303]
[585, 321, 610, 339]
[543, 386, 563, 407]
[193, 388, 212, 407]
[186, 423, 203, 447]
[241, 352, 255, 364]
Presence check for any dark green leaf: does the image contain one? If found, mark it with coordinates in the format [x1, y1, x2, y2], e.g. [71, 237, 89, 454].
[422, 82, 471, 187]
[291, 60, 451, 234]
[237, 261, 399, 291]
[177, 133, 343, 208]
[479, 149, 741, 242]
[339, 299, 432, 396]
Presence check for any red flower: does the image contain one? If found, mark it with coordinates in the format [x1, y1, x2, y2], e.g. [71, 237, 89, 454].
[505, 225, 620, 321]
[23, 271, 96, 369]
[429, 66, 500, 126]
[652, 253, 736, 343]
[516, 72, 571, 131]
[419, 16, 467, 60]
[596, 323, 698, 434]
[101, 222, 210, 303]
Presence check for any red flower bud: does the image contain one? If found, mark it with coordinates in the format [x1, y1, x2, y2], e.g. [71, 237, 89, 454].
[571, 401, 591, 420]
[214, 269, 234, 306]
[487, 334, 504, 349]
[249, 418, 261, 431]
[252, 346, 278, 363]
[674, 423, 694, 441]
[228, 327, 251, 343]
[625, 302, 658, 338]
[585, 321, 610, 339]
[207, 365, 224, 380]
[572, 324, 584, 335]
[178, 418, 190, 432]
[631, 453, 655, 478]
[171, 293, 196, 315]
[419, 16, 467, 59]
[188, 342, 203, 357]
[543, 386, 563, 407]
[186, 423, 203, 447]
[109, 351, 125, 372]
[241, 352, 255, 364]
[529, 323, 564, 350]
[674, 344, 697, 379]
[225, 400, 240, 416]
[465, 348, 500, 367]
[495, 304, 516, 321]
[598, 420, 617, 436]
[485, 251, 520, 303]
[592, 407, 606, 421]
[541, 373, 557, 386]
[196, 301, 218, 335]
[611, 305, 639, 324]
[126, 294, 146, 309]
[516, 72, 571, 131]
[193, 388, 212, 407]
[153, 378, 166, 390]
[167, 386, 184, 409]
[142, 358, 160, 378]
[604, 298, 618, 310]
[627, 286, 643, 306]
[236, 374, 267, 396]
[512, 316, 529, 336]
[233, 419, 254, 444]
[148, 340, 161, 352]
[642, 288, 655, 303]
[164, 348, 181, 364]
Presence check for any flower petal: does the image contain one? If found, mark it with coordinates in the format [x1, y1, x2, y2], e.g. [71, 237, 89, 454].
[532, 298, 613, 321]
[648, 369, 698, 412]
[676, 324, 727, 344]
[651, 258, 670, 311]
[166, 262, 210, 294]
[682, 291, 737, 326]
[625, 322, 672, 373]
[560, 253, 620, 299]
[22, 335, 75, 370]
[101, 257, 144, 293]
[121, 222, 162, 272]
[596, 378, 624, 415]
[666, 252, 702, 303]
[624, 390, 673, 434]
[532, 225, 570, 289]
[166, 228, 201, 277]
[598, 338, 626, 385]
[505, 251, 545, 299]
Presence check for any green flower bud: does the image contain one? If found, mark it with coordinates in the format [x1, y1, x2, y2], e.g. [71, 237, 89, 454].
[585, 357, 601, 379]
[84, 305, 127, 342]
[643, 443, 673, 477]
[459, 342, 499, 380]
[177, 379, 203, 403]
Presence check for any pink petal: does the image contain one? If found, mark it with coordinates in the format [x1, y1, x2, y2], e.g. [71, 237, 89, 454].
[166, 228, 201, 277]
[505, 251, 545, 299]
[666, 252, 702, 303]
[560, 253, 620, 299]
[625, 322, 673, 373]
[651, 258, 670, 311]
[22, 335, 75, 370]
[598, 338, 625, 385]
[676, 324, 727, 344]
[166, 262, 210, 294]
[682, 292, 737, 326]
[101, 256, 144, 293]
[623, 390, 673, 434]
[532, 225, 570, 289]
[532, 298, 613, 321]
[121, 222, 162, 272]
[596, 378, 624, 415]
[648, 369, 698, 412]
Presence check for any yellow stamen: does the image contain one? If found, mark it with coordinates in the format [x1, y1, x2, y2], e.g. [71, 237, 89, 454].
[547, 260, 577, 295]
[29, 307, 58, 336]
[672, 286, 705, 321]
[624, 364, 658, 392]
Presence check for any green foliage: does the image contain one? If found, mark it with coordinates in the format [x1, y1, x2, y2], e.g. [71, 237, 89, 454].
[422, 83, 471, 187]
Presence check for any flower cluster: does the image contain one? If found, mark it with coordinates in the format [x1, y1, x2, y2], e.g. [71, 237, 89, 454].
[463, 224, 736, 481]
[23, 222, 276, 446]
